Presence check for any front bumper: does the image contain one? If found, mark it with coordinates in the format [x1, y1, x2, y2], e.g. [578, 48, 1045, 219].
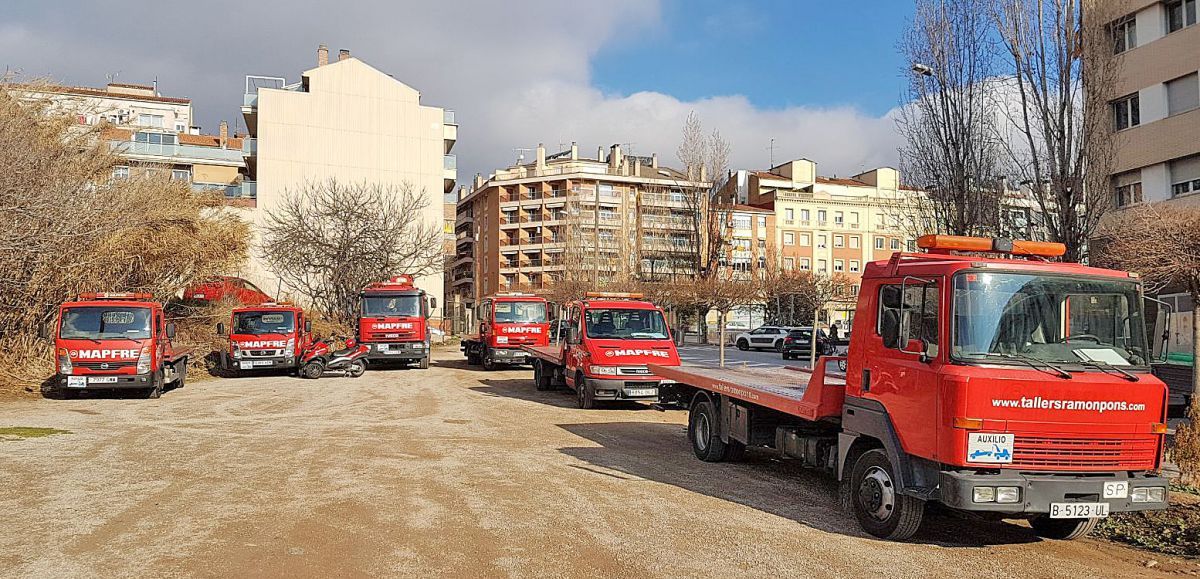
[364, 342, 427, 362]
[488, 347, 530, 365]
[228, 355, 295, 370]
[583, 377, 670, 401]
[939, 470, 1170, 514]
[58, 373, 153, 390]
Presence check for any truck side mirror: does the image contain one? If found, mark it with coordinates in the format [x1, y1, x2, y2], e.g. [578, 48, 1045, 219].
[567, 327, 580, 344]
[430, 297, 438, 310]
[166, 323, 177, 339]
[216, 322, 226, 336]
[305, 320, 312, 333]
[38, 320, 53, 340]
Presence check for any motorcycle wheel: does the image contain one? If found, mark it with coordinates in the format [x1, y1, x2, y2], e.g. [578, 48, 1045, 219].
[301, 361, 324, 379]
[348, 360, 366, 378]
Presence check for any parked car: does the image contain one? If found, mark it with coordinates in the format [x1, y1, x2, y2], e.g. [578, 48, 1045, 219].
[733, 326, 795, 352]
[185, 276, 271, 305]
[781, 327, 832, 360]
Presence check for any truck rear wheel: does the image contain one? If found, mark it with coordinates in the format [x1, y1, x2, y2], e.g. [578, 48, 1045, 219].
[688, 397, 744, 462]
[849, 448, 924, 540]
[534, 361, 552, 391]
[466, 345, 481, 366]
[418, 355, 430, 369]
[1029, 516, 1099, 540]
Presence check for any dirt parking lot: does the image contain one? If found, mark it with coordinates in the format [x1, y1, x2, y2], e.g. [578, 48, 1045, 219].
[0, 349, 1190, 577]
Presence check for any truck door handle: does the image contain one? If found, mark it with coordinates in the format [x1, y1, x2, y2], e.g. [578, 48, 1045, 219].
[862, 369, 871, 393]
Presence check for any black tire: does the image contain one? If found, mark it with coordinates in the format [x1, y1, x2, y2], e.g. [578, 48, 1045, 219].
[690, 397, 733, 462]
[534, 361, 552, 391]
[465, 344, 481, 365]
[774, 339, 784, 352]
[848, 448, 924, 540]
[482, 349, 497, 371]
[837, 359, 848, 372]
[575, 373, 595, 409]
[418, 355, 430, 370]
[736, 339, 749, 351]
[1029, 516, 1099, 540]
[144, 373, 163, 399]
[173, 361, 187, 389]
[347, 360, 367, 378]
[301, 361, 324, 379]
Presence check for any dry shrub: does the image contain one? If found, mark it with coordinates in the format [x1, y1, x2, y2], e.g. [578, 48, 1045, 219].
[0, 81, 251, 396]
[1173, 405, 1200, 486]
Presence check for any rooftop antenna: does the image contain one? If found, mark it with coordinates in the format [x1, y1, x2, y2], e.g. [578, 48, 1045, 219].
[767, 138, 776, 167]
[105, 71, 121, 84]
[153, 75, 158, 96]
[514, 147, 533, 165]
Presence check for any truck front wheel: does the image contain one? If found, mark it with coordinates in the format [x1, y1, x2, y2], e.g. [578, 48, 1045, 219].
[849, 448, 924, 540]
[575, 373, 595, 409]
[143, 371, 163, 399]
[688, 397, 745, 462]
[1029, 516, 1099, 540]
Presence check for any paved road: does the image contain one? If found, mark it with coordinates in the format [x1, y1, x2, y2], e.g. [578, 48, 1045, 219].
[0, 348, 1180, 577]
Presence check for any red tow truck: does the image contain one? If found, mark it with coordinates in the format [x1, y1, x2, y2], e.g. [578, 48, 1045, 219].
[461, 293, 550, 370]
[522, 292, 681, 408]
[53, 292, 190, 399]
[650, 236, 1171, 541]
[217, 302, 312, 375]
[358, 274, 435, 369]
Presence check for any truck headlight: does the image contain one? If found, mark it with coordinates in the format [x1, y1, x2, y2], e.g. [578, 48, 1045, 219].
[57, 349, 73, 375]
[995, 486, 1021, 504]
[284, 338, 295, 358]
[136, 347, 152, 374]
[590, 365, 619, 376]
[972, 487, 995, 503]
[1132, 487, 1166, 503]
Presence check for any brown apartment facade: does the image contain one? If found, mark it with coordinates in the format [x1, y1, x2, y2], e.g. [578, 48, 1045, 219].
[449, 143, 709, 326]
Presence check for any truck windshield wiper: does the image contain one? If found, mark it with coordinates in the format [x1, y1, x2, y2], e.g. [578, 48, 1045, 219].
[970, 352, 1072, 379]
[1075, 360, 1139, 382]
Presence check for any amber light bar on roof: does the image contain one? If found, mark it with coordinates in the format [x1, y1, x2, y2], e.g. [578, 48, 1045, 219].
[917, 235, 1066, 258]
[79, 292, 153, 300]
[585, 292, 644, 299]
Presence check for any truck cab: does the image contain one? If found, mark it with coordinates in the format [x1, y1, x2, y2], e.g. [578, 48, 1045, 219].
[462, 294, 549, 369]
[54, 292, 189, 399]
[218, 303, 312, 374]
[358, 274, 434, 369]
[558, 292, 681, 408]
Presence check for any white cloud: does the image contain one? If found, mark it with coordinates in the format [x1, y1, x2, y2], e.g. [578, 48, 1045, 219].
[0, 0, 901, 184]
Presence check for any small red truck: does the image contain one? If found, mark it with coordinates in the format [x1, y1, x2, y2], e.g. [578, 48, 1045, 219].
[53, 292, 190, 399]
[217, 302, 312, 375]
[461, 293, 550, 369]
[522, 292, 681, 408]
[649, 236, 1171, 541]
[358, 274, 435, 368]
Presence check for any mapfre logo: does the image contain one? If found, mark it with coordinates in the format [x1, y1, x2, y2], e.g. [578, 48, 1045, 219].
[374, 322, 414, 330]
[604, 349, 670, 358]
[72, 349, 140, 359]
[238, 340, 286, 349]
[502, 326, 542, 334]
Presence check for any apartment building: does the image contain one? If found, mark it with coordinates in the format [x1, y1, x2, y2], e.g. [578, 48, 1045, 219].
[722, 159, 923, 326]
[1105, 0, 1200, 209]
[13, 82, 251, 203]
[241, 45, 457, 317]
[451, 143, 709, 316]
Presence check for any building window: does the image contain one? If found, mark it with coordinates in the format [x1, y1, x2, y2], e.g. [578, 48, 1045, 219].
[757, 215, 766, 228]
[732, 215, 751, 229]
[800, 233, 811, 246]
[800, 208, 810, 221]
[1115, 182, 1144, 207]
[757, 238, 766, 248]
[1167, 73, 1200, 116]
[1112, 15, 1136, 54]
[817, 259, 828, 273]
[851, 212, 860, 225]
[113, 166, 130, 179]
[875, 237, 885, 250]
[834, 211, 844, 225]
[800, 258, 811, 270]
[834, 235, 845, 248]
[1167, 0, 1197, 33]
[757, 256, 766, 270]
[849, 236, 860, 249]
[1170, 155, 1200, 197]
[170, 169, 191, 182]
[817, 209, 827, 223]
[784, 257, 794, 270]
[784, 232, 795, 245]
[818, 235, 827, 248]
[851, 284, 860, 295]
[834, 259, 845, 272]
[891, 238, 901, 250]
[850, 260, 861, 272]
[137, 114, 164, 128]
[907, 239, 917, 252]
[134, 132, 178, 146]
[785, 208, 794, 222]
[1113, 93, 1140, 130]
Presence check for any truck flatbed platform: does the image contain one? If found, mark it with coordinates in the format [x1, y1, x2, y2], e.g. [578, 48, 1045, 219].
[649, 358, 846, 422]
[521, 344, 564, 365]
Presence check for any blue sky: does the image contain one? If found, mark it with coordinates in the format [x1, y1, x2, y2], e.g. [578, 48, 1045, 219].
[592, 0, 914, 118]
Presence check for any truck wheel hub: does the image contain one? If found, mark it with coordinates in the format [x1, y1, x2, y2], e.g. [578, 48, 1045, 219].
[859, 466, 895, 521]
[695, 413, 711, 450]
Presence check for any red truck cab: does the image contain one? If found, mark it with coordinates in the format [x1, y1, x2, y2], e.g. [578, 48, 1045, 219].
[217, 303, 312, 374]
[462, 294, 549, 369]
[358, 274, 435, 369]
[53, 292, 189, 399]
[525, 292, 681, 408]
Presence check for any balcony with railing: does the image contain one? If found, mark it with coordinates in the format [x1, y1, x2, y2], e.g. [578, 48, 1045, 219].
[115, 141, 245, 165]
[225, 180, 256, 199]
[242, 137, 257, 156]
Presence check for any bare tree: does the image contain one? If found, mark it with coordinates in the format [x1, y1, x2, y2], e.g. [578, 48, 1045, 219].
[898, 0, 1006, 237]
[674, 111, 729, 342]
[992, 0, 1122, 262]
[260, 179, 441, 323]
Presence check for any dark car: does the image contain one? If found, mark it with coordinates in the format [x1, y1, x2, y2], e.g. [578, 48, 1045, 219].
[781, 327, 832, 360]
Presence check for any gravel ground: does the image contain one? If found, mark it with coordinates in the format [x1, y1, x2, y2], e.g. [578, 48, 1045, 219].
[0, 348, 1191, 577]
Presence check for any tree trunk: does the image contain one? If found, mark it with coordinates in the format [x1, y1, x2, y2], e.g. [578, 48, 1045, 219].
[719, 310, 727, 368]
[810, 308, 819, 369]
[1192, 291, 1200, 406]
[697, 306, 708, 344]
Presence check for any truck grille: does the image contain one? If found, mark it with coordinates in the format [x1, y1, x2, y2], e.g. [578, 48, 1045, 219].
[244, 349, 283, 358]
[1011, 435, 1159, 471]
[76, 361, 135, 370]
[618, 366, 651, 375]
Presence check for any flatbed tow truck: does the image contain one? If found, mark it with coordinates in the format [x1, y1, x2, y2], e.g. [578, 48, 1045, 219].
[521, 292, 681, 409]
[649, 236, 1171, 541]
